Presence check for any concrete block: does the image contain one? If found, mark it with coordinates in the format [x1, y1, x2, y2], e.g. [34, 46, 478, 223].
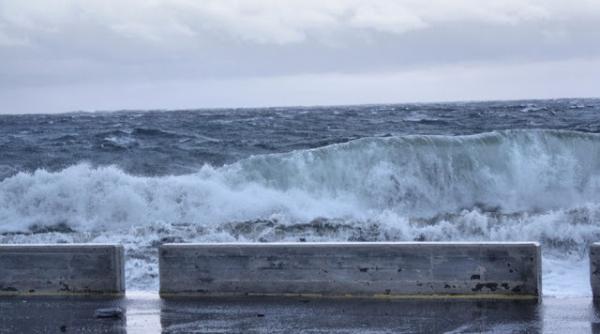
[590, 243, 600, 298]
[159, 242, 540, 299]
[0, 244, 125, 296]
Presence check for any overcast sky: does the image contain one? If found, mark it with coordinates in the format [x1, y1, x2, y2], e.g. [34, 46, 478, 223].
[1, 0, 600, 114]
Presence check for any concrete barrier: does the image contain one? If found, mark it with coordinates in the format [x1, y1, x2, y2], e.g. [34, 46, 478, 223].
[0, 244, 125, 296]
[159, 242, 541, 299]
[590, 243, 600, 298]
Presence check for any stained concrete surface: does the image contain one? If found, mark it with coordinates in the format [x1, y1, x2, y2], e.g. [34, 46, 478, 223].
[159, 242, 540, 298]
[591, 243, 600, 298]
[1, 294, 600, 333]
[0, 244, 125, 296]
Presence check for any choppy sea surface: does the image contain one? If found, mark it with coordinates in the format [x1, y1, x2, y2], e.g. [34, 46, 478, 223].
[1, 98, 599, 295]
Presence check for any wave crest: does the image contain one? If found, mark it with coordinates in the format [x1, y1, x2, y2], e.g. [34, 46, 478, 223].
[2, 129, 600, 294]
[1, 129, 600, 233]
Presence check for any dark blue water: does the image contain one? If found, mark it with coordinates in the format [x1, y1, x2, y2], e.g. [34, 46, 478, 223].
[1, 98, 598, 179]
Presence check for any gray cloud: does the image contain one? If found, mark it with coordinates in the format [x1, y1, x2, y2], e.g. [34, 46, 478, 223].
[1, 0, 599, 113]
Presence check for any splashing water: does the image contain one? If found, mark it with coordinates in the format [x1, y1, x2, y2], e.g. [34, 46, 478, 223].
[1, 129, 600, 294]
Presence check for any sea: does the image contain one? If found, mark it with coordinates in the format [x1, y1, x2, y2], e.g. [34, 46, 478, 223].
[1, 98, 599, 295]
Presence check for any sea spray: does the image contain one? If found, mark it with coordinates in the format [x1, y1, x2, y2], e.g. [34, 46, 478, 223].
[1, 129, 600, 294]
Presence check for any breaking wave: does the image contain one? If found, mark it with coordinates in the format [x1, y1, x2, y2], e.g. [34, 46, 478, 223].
[2, 129, 600, 294]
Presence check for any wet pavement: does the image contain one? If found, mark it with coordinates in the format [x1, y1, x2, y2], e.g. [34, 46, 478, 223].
[1, 294, 599, 333]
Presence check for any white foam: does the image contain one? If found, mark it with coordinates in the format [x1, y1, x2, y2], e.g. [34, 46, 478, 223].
[1, 129, 599, 295]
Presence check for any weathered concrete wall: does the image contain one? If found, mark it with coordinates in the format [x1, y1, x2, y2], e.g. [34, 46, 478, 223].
[0, 244, 125, 296]
[591, 243, 600, 298]
[159, 242, 541, 299]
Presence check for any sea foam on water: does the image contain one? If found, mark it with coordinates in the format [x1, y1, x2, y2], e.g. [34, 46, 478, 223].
[1, 129, 600, 295]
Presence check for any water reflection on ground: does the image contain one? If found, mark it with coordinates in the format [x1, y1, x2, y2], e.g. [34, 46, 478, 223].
[1, 295, 600, 333]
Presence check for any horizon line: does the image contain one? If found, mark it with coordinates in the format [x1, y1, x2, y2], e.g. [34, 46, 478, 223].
[1, 96, 599, 116]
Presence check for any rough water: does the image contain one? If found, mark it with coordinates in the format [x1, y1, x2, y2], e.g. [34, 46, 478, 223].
[1, 98, 599, 295]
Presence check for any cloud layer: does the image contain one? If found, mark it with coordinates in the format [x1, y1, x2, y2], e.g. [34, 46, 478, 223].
[1, 0, 599, 113]
[2, 0, 599, 45]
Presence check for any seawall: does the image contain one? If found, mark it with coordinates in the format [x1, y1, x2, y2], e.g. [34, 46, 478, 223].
[0, 244, 125, 296]
[159, 242, 541, 299]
